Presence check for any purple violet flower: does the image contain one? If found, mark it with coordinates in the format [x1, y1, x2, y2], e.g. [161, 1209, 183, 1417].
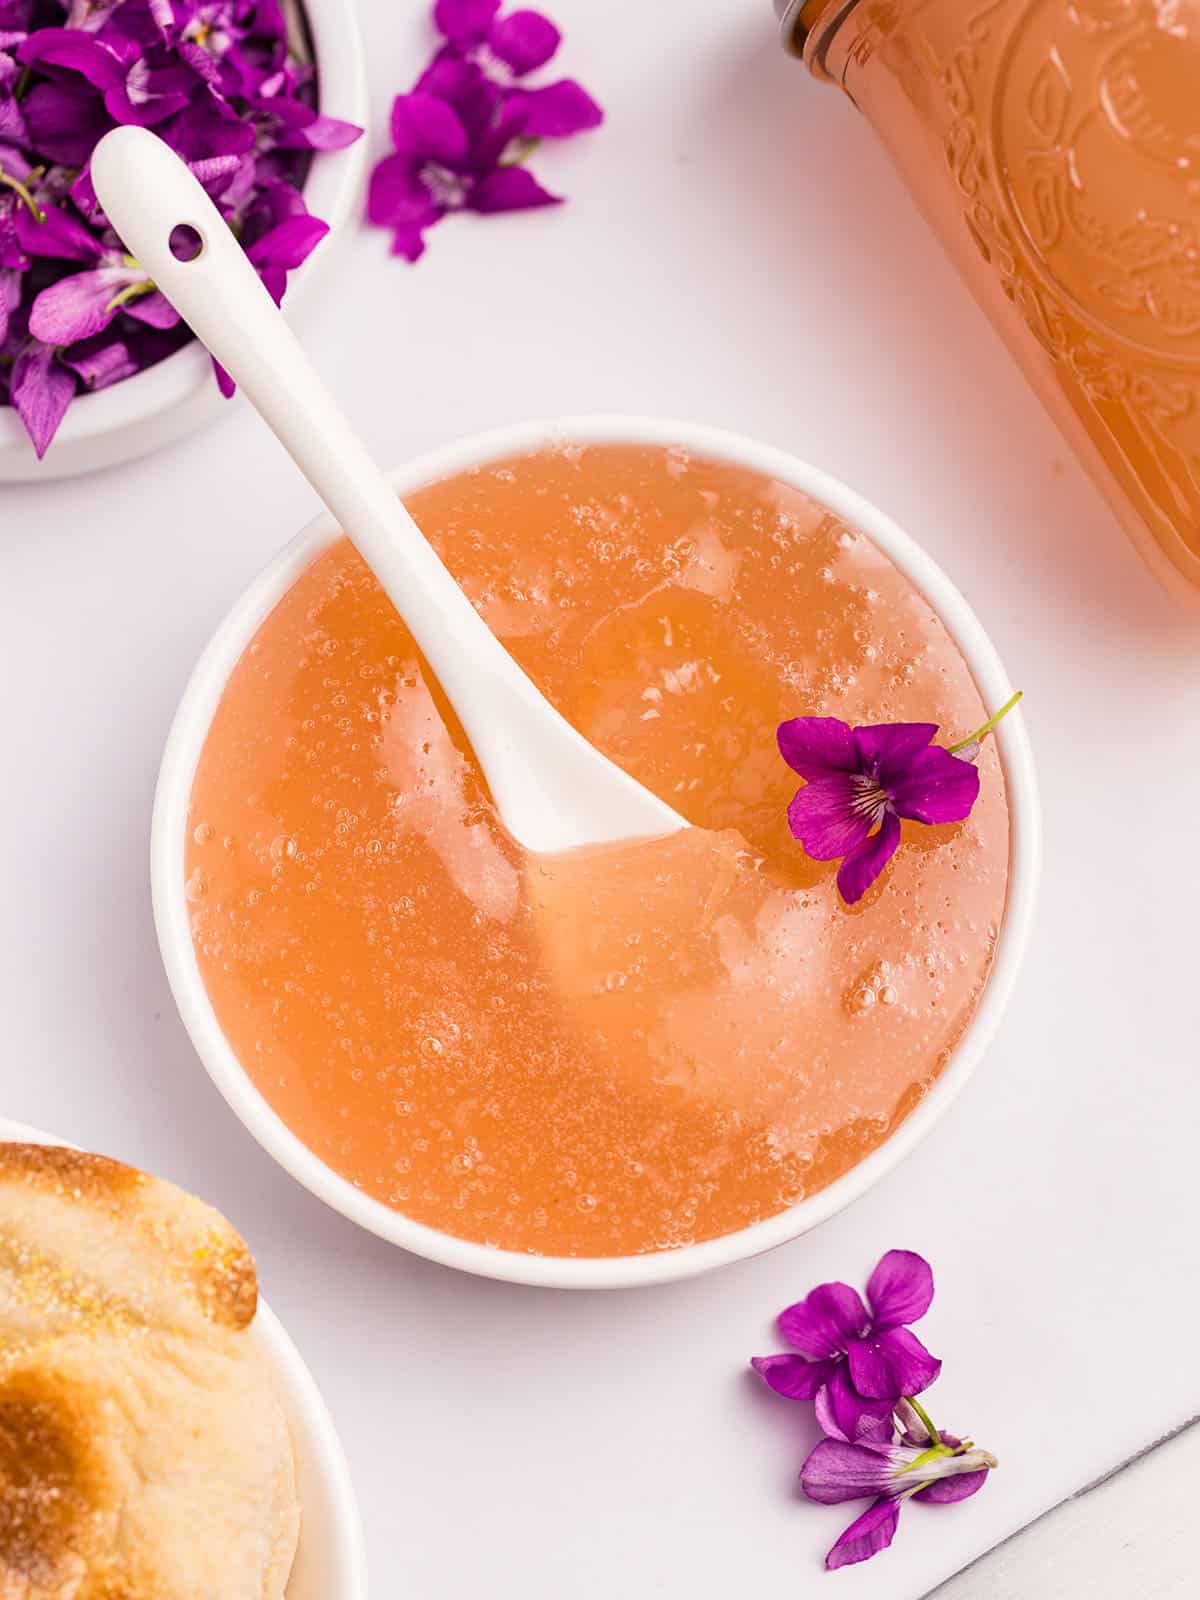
[434, 0, 601, 137]
[368, 84, 554, 261]
[750, 1260, 996, 1572]
[0, 0, 363, 456]
[751, 1249, 942, 1442]
[802, 1395, 997, 1571]
[777, 692, 1022, 905]
[367, 0, 601, 261]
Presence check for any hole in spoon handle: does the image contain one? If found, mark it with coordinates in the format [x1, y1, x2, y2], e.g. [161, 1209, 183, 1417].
[169, 223, 205, 262]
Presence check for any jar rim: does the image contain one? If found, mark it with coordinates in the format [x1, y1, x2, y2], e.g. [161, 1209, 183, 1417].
[774, 0, 862, 72]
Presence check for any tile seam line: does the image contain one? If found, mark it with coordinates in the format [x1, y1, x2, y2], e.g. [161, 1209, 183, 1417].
[920, 1409, 1200, 1598]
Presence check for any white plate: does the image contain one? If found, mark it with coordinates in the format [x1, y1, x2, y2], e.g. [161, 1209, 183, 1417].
[0, 1116, 368, 1600]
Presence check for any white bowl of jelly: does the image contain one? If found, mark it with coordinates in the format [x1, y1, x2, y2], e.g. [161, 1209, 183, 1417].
[0, 0, 367, 483]
[0, 1117, 368, 1599]
[152, 416, 1041, 1289]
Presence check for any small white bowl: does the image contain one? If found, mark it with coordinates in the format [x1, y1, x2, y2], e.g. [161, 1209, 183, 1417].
[0, 1116, 368, 1600]
[0, 0, 368, 483]
[152, 415, 1042, 1291]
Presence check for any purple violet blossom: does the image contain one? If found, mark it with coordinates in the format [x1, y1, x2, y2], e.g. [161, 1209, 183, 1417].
[751, 1249, 942, 1444]
[751, 1258, 996, 1571]
[1, 0, 363, 456]
[368, 84, 554, 261]
[778, 692, 1023, 904]
[803, 1396, 997, 1571]
[367, 0, 601, 261]
[434, 0, 602, 137]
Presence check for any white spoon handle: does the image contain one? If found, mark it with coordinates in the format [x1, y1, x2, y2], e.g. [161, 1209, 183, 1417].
[91, 127, 501, 684]
[91, 126, 685, 852]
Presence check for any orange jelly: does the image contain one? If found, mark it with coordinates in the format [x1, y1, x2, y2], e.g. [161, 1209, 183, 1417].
[187, 444, 1009, 1257]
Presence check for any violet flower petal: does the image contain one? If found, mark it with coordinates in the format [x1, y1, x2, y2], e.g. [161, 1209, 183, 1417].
[21, 79, 113, 164]
[815, 1367, 896, 1444]
[433, 0, 499, 45]
[390, 90, 469, 165]
[778, 1282, 869, 1360]
[258, 96, 364, 151]
[239, 177, 308, 237]
[28, 264, 126, 342]
[256, 263, 286, 305]
[0, 262, 20, 343]
[17, 27, 124, 88]
[104, 63, 194, 128]
[124, 288, 178, 328]
[14, 200, 104, 262]
[175, 37, 221, 85]
[866, 1249, 935, 1331]
[919, 1469, 990, 1504]
[246, 212, 327, 270]
[0, 135, 30, 181]
[853, 722, 937, 780]
[61, 331, 138, 388]
[212, 355, 235, 397]
[279, 111, 363, 151]
[367, 153, 440, 228]
[69, 160, 102, 220]
[166, 88, 256, 157]
[837, 810, 902, 904]
[801, 1438, 894, 1506]
[508, 78, 603, 138]
[415, 50, 501, 147]
[0, 87, 28, 143]
[750, 1353, 835, 1401]
[472, 94, 530, 171]
[777, 716, 858, 780]
[826, 1498, 901, 1571]
[101, 0, 164, 50]
[187, 152, 243, 196]
[10, 339, 75, 457]
[390, 222, 427, 260]
[786, 775, 875, 862]
[888, 744, 981, 826]
[0, 207, 29, 273]
[489, 9, 561, 74]
[847, 1325, 942, 1401]
[468, 163, 559, 213]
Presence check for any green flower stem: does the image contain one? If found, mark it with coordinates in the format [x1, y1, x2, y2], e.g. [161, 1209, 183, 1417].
[905, 1394, 939, 1441]
[104, 278, 157, 314]
[0, 163, 45, 224]
[947, 689, 1024, 755]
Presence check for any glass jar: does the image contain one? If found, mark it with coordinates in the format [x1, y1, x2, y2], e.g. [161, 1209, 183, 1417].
[778, 0, 1200, 603]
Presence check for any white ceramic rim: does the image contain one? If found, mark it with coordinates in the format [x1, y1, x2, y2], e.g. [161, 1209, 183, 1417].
[152, 415, 1042, 1291]
[0, 0, 369, 472]
[0, 1116, 368, 1599]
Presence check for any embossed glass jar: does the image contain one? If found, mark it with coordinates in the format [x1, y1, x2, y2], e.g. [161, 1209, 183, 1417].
[778, 0, 1200, 603]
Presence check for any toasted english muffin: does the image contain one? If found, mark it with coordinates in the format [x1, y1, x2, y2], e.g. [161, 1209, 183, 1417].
[0, 1144, 300, 1599]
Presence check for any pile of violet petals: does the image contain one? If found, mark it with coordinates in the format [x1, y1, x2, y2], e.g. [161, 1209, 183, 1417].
[0, 0, 362, 456]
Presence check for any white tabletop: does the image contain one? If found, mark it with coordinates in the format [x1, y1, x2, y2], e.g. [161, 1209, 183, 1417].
[3, 2, 1199, 1596]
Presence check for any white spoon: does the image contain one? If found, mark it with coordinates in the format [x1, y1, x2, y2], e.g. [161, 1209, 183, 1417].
[91, 126, 686, 855]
